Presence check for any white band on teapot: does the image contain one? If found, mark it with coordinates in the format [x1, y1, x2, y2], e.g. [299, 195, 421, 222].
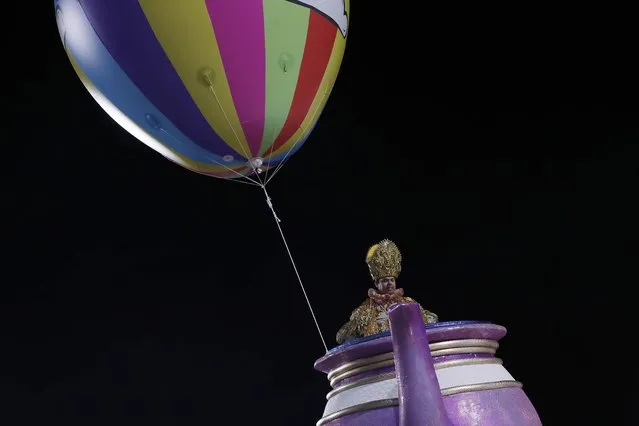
[323, 358, 519, 418]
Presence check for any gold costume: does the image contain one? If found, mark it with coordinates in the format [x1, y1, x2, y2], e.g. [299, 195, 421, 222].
[336, 239, 438, 345]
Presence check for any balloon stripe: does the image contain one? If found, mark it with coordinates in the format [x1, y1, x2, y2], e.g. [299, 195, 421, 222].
[66, 50, 244, 177]
[265, 88, 334, 172]
[268, 21, 346, 158]
[270, 11, 337, 154]
[76, 0, 240, 159]
[67, 51, 188, 169]
[265, 117, 319, 171]
[138, 0, 251, 160]
[56, 1, 349, 180]
[56, 0, 238, 170]
[260, 1, 310, 156]
[205, 0, 265, 157]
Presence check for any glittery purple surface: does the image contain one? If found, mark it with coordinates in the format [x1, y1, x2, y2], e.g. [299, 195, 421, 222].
[332, 353, 493, 388]
[389, 303, 454, 426]
[443, 387, 542, 425]
[434, 353, 495, 363]
[333, 366, 396, 387]
[323, 406, 399, 425]
[315, 322, 506, 373]
[316, 307, 541, 425]
[327, 321, 488, 352]
[322, 388, 542, 426]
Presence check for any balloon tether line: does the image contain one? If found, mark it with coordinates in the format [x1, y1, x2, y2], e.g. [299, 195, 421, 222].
[204, 74, 328, 353]
[257, 176, 328, 353]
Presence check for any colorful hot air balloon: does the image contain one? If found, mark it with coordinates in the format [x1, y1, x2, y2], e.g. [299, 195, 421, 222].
[55, 0, 349, 182]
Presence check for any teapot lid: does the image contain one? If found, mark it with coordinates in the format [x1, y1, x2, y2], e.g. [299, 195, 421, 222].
[314, 321, 506, 374]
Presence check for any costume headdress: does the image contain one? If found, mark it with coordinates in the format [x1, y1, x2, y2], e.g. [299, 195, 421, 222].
[366, 239, 402, 281]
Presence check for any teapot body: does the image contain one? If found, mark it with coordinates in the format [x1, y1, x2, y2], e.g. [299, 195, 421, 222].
[314, 320, 542, 426]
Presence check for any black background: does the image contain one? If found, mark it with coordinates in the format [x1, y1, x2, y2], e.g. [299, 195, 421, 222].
[4, 2, 638, 425]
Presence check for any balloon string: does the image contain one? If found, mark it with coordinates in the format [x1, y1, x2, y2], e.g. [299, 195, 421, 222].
[265, 90, 329, 186]
[260, 184, 329, 353]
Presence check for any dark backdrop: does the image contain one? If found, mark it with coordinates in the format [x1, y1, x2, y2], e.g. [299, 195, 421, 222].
[4, 2, 637, 425]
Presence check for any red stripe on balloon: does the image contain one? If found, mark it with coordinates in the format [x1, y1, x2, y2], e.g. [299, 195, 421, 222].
[269, 11, 337, 153]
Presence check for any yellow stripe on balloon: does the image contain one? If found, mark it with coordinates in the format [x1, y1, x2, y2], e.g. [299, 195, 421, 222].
[138, 0, 251, 158]
[268, 28, 347, 158]
[195, 161, 246, 175]
[66, 50, 242, 176]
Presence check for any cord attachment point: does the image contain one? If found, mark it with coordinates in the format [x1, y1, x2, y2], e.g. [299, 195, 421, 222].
[247, 157, 264, 174]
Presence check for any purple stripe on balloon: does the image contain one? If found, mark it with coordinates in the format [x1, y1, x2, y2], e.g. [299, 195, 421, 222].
[77, 0, 239, 159]
[205, 0, 265, 157]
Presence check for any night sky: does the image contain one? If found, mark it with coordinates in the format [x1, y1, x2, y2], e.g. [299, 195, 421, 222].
[5, 3, 638, 425]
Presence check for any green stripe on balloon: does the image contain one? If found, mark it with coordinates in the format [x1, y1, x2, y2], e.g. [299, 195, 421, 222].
[260, 1, 310, 157]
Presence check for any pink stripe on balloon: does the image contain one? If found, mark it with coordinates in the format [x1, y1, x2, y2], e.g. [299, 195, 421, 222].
[205, 0, 265, 157]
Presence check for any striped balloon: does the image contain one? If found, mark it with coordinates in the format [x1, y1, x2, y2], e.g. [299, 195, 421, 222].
[55, 0, 349, 180]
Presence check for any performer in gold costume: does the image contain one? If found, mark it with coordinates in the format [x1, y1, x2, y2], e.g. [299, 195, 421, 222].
[336, 239, 438, 345]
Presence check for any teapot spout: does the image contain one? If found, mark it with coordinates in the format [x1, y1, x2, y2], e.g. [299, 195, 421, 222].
[388, 303, 453, 426]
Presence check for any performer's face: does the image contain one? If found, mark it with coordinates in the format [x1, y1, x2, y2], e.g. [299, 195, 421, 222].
[377, 277, 396, 293]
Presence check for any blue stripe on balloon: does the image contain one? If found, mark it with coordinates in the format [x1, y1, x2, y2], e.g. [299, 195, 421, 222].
[78, 0, 243, 160]
[56, 0, 242, 168]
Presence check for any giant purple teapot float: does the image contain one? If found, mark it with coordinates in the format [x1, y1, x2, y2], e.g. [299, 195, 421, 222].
[314, 240, 542, 425]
